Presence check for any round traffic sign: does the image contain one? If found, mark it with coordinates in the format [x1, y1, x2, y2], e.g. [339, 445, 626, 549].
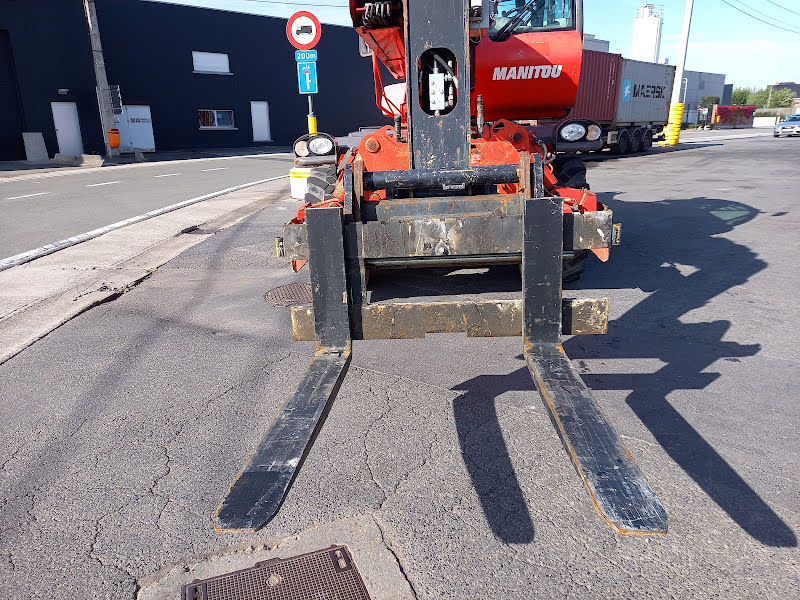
[286, 11, 321, 51]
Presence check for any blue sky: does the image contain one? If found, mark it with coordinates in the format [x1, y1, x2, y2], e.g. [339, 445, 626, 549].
[149, 0, 799, 88]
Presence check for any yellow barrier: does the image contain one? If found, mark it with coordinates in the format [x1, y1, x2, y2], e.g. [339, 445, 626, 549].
[661, 102, 685, 147]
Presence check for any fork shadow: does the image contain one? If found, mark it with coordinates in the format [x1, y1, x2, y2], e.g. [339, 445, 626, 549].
[452, 195, 796, 547]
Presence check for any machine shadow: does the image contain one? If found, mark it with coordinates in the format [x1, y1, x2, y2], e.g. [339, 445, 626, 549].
[564, 193, 796, 548]
[447, 194, 795, 547]
[451, 365, 537, 544]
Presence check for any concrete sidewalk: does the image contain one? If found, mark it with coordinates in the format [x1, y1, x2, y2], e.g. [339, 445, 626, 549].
[0, 178, 291, 365]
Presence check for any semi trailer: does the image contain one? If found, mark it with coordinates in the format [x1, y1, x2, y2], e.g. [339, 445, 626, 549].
[538, 49, 676, 155]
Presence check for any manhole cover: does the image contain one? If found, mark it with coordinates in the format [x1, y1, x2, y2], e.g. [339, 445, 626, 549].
[265, 283, 312, 307]
[182, 545, 371, 600]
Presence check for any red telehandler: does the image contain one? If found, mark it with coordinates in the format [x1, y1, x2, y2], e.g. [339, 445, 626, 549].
[215, 0, 667, 536]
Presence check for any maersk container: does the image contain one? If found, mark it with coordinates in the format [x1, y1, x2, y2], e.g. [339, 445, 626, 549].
[614, 58, 675, 126]
[568, 50, 621, 124]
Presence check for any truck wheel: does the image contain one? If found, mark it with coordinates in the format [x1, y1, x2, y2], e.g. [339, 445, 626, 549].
[563, 251, 588, 283]
[552, 156, 589, 190]
[630, 128, 642, 153]
[612, 130, 630, 155]
[304, 165, 338, 203]
[641, 129, 654, 151]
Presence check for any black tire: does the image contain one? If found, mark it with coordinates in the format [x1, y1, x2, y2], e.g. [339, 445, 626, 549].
[612, 130, 630, 155]
[552, 156, 589, 190]
[563, 250, 588, 283]
[303, 165, 338, 203]
[630, 128, 642, 153]
[642, 128, 654, 151]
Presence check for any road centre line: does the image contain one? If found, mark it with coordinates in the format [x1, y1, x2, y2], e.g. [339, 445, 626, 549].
[0, 152, 293, 184]
[0, 175, 288, 272]
[154, 173, 181, 178]
[200, 167, 228, 172]
[87, 181, 121, 187]
[3, 192, 50, 200]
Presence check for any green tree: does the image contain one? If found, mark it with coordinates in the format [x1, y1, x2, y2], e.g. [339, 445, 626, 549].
[699, 95, 720, 107]
[769, 88, 796, 108]
[746, 88, 769, 108]
[746, 86, 798, 108]
[731, 87, 750, 105]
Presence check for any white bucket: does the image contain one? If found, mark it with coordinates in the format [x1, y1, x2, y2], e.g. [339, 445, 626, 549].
[289, 167, 312, 200]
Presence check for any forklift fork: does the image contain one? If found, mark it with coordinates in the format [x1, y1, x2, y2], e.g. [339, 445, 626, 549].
[215, 156, 667, 535]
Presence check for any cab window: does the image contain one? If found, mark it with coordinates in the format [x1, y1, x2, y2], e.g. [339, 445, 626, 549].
[490, 0, 575, 40]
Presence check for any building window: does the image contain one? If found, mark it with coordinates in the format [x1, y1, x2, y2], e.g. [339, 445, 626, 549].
[192, 51, 231, 75]
[199, 109, 236, 130]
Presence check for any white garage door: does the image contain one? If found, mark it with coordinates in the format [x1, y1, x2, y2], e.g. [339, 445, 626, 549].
[250, 101, 272, 142]
[51, 102, 84, 156]
[119, 105, 155, 152]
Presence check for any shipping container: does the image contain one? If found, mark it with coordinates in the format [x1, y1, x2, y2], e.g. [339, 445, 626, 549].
[615, 58, 675, 126]
[534, 50, 676, 155]
[568, 50, 621, 123]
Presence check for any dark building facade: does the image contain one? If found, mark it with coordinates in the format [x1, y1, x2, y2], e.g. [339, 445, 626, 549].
[0, 0, 387, 161]
[1, 1, 103, 159]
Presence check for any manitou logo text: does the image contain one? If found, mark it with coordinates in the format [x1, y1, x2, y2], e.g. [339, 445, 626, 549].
[492, 65, 563, 80]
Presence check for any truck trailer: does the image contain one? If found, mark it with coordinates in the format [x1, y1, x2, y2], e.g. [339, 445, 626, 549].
[540, 50, 676, 155]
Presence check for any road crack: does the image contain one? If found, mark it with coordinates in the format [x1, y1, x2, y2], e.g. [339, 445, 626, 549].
[372, 513, 419, 600]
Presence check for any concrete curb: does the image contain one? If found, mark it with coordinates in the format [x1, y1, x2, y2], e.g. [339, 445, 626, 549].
[0, 182, 288, 366]
[0, 175, 288, 272]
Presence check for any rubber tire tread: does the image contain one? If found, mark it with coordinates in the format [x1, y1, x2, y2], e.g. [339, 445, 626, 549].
[552, 156, 589, 190]
[303, 165, 338, 204]
[630, 129, 642, 153]
[612, 130, 630, 155]
[641, 129, 653, 152]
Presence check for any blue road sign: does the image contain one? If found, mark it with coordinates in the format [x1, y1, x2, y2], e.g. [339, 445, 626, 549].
[295, 50, 317, 62]
[297, 61, 318, 95]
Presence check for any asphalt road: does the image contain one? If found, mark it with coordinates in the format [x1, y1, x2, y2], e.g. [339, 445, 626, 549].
[0, 153, 293, 260]
[1, 133, 798, 599]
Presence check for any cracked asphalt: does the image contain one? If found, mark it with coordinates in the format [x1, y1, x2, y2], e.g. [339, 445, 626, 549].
[1, 133, 798, 599]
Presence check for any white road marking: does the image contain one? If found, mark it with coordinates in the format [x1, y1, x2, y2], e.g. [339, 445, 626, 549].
[0, 175, 289, 271]
[154, 173, 181, 178]
[682, 132, 771, 143]
[3, 192, 50, 200]
[200, 167, 228, 172]
[0, 152, 293, 184]
[87, 181, 121, 187]
[276, 206, 287, 211]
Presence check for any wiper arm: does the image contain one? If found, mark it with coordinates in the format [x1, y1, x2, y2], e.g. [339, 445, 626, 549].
[494, 0, 545, 41]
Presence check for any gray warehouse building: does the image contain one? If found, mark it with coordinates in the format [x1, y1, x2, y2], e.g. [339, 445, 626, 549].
[680, 70, 727, 125]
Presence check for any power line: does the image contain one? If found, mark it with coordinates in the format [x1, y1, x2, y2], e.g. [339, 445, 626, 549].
[718, 0, 800, 34]
[763, 0, 800, 17]
[726, 0, 800, 26]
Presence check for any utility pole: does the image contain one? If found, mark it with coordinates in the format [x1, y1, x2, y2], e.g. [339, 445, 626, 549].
[83, 0, 118, 158]
[663, 0, 694, 145]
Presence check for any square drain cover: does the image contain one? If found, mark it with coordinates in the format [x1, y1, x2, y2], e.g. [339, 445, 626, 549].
[182, 545, 371, 600]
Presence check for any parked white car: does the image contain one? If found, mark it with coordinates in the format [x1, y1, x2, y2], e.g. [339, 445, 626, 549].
[774, 114, 800, 137]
